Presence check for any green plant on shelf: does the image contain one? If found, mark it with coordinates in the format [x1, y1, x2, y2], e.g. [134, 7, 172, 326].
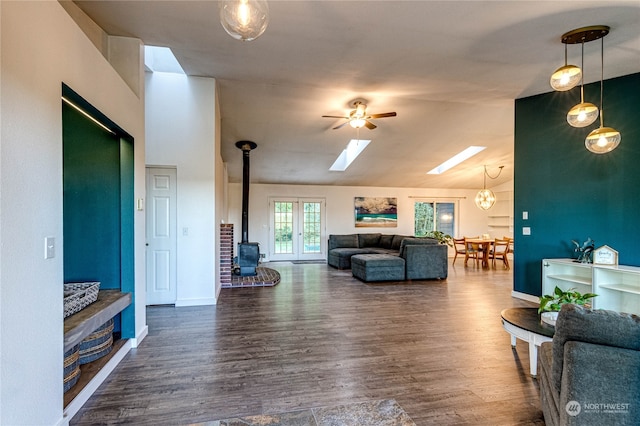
[538, 286, 598, 313]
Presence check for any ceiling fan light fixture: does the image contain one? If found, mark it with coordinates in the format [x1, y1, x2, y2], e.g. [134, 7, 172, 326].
[219, 0, 269, 41]
[567, 102, 599, 127]
[349, 118, 366, 129]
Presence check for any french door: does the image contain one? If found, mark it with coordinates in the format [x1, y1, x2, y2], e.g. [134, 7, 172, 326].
[269, 198, 326, 261]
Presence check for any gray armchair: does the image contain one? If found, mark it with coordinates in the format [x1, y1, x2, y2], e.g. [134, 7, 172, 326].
[538, 304, 640, 426]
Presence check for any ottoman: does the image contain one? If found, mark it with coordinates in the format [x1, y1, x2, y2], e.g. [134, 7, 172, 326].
[351, 254, 405, 282]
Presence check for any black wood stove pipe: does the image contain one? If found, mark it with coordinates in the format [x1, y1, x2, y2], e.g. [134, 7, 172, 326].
[235, 140, 257, 244]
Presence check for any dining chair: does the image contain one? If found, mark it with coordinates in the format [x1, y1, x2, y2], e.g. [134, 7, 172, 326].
[452, 237, 467, 265]
[463, 236, 481, 267]
[504, 236, 514, 256]
[491, 238, 510, 269]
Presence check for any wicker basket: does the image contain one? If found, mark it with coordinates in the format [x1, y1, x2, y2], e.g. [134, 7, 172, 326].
[63, 282, 100, 318]
[79, 318, 114, 364]
[63, 345, 80, 393]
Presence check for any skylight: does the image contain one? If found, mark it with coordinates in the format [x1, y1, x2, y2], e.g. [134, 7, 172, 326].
[330, 139, 371, 171]
[427, 146, 486, 174]
[144, 45, 185, 74]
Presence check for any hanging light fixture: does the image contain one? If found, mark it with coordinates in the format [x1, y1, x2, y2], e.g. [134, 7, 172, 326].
[219, 0, 269, 41]
[550, 43, 581, 91]
[475, 165, 504, 211]
[585, 33, 621, 154]
[566, 41, 599, 127]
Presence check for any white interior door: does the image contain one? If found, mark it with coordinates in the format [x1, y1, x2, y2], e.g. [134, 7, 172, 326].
[145, 167, 177, 305]
[269, 198, 325, 261]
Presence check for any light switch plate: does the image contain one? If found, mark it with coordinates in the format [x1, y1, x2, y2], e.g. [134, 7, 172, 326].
[45, 237, 55, 259]
[522, 211, 528, 220]
[522, 227, 531, 236]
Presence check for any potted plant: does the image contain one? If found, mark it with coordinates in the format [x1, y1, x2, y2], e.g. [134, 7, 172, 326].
[538, 286, 598, 325]
[424, 230, 453, 247]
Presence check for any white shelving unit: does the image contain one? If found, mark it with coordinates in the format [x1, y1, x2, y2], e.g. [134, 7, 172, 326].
[488, 190, 513, 236]
[542, 258, 640, 316]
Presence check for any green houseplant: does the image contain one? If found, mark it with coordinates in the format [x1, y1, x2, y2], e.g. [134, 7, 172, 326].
[538, 286, 598, 314]
[424, 230, 453, 247]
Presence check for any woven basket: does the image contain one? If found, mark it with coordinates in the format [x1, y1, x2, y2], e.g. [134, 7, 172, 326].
[63, 282, 100, 318]
[63, 345, 80, 393]
[79, 318, 114, 364]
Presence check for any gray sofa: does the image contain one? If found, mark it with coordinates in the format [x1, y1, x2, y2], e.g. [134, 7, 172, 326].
[327, 233, 448, 281]
[538, 304, 640, 426]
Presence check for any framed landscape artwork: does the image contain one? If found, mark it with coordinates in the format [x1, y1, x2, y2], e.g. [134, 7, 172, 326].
[355, 197, 398, 227]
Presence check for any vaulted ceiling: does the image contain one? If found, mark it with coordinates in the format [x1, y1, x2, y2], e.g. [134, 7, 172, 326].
[74, 1, 640, 188]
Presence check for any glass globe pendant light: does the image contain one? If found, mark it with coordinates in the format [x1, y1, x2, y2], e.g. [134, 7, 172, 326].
[550, 43, 581, 91]
[475, 165, 503, 211]
[567, 42, 598, 127]
[585, 37, 621, 154]
[219, 0, 269, 41]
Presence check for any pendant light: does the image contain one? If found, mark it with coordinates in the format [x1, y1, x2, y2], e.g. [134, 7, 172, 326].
[219, 0, 269, 41]
[550, 43, 581, 91]
[585, 35, 621, 154]
[475, 165, 504, 211]
[566, 42, 598, 127]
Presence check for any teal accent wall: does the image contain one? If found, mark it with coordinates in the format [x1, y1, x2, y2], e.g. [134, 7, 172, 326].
[63, 103, 121, 288]
[62, 84, 135, 338]
[514, 73, 640, 296]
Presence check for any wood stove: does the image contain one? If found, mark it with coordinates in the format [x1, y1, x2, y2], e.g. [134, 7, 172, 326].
[234, 141, 260, 276]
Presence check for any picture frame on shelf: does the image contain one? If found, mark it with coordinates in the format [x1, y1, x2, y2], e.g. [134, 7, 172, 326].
[593, 245, 618, 266]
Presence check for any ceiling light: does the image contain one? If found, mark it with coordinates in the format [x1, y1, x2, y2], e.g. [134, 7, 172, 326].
[475, 165, 503, 211]
[349, 118, 366, 129]
[330, 139, 371, 171]
[585, 30, 621, 154]
[566, 42, 598, 128]
[219, 0, 269, 41]
[427, 146, 486, 175]
[550, 43, 581, 91]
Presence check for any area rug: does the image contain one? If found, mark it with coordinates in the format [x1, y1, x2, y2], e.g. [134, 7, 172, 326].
[187, 399, 415, 426]
[290, 260, 327, 264]
[229, 266, 281, 287]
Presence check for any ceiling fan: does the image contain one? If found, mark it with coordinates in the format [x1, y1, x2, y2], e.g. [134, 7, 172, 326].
[322, 101, 397, 130]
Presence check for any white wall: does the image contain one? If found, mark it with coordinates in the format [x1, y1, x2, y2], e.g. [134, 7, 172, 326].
[145, 72, 218, 306]
[0, 2, 146, 425]
[228, 182, 510, 259]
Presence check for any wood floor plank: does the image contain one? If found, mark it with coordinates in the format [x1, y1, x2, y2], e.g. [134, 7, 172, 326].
[70, 260, 544, 425]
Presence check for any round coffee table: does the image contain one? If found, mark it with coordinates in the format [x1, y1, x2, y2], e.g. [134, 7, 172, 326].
[501, 307, 555, 377]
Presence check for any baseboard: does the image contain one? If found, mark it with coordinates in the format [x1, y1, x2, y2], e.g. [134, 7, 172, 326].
[511, 290, 540, 304]
[131, 325, 148, 348]
[63, 339, 132, 422]
[175, 297, 217, 307]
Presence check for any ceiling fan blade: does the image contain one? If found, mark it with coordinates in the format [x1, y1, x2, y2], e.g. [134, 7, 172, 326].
[332, 121, 350, 130]
[322, 115, 349, 119]
[368, 112, 397, 119]
[364, 120, 377, 130]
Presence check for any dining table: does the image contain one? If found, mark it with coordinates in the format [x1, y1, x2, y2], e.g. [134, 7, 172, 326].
[465, 238, 494, 268]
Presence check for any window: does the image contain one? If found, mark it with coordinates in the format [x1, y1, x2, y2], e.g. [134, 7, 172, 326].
[414, 202, 455, 237]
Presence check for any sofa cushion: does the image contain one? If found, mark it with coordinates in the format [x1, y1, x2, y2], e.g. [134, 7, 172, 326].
[329, 234, 358, 250]
[398, 237, 437, 258]
[552, 304, 640, 393]
[379, 234, 394, 249]
[358, 233, 381, 248]
[391, 235, 410, 251]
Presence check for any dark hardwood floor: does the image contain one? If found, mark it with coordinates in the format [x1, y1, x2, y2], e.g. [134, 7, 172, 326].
[70, 259, 545, 425]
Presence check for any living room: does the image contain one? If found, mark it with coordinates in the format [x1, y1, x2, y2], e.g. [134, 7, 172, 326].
[2, 2, 639, 425]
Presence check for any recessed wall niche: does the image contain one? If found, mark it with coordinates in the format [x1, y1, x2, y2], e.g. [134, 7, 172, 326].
[61, 83, 135, 338]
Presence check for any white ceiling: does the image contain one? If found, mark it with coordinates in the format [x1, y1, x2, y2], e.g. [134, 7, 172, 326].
[74, 1, 640, 189]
